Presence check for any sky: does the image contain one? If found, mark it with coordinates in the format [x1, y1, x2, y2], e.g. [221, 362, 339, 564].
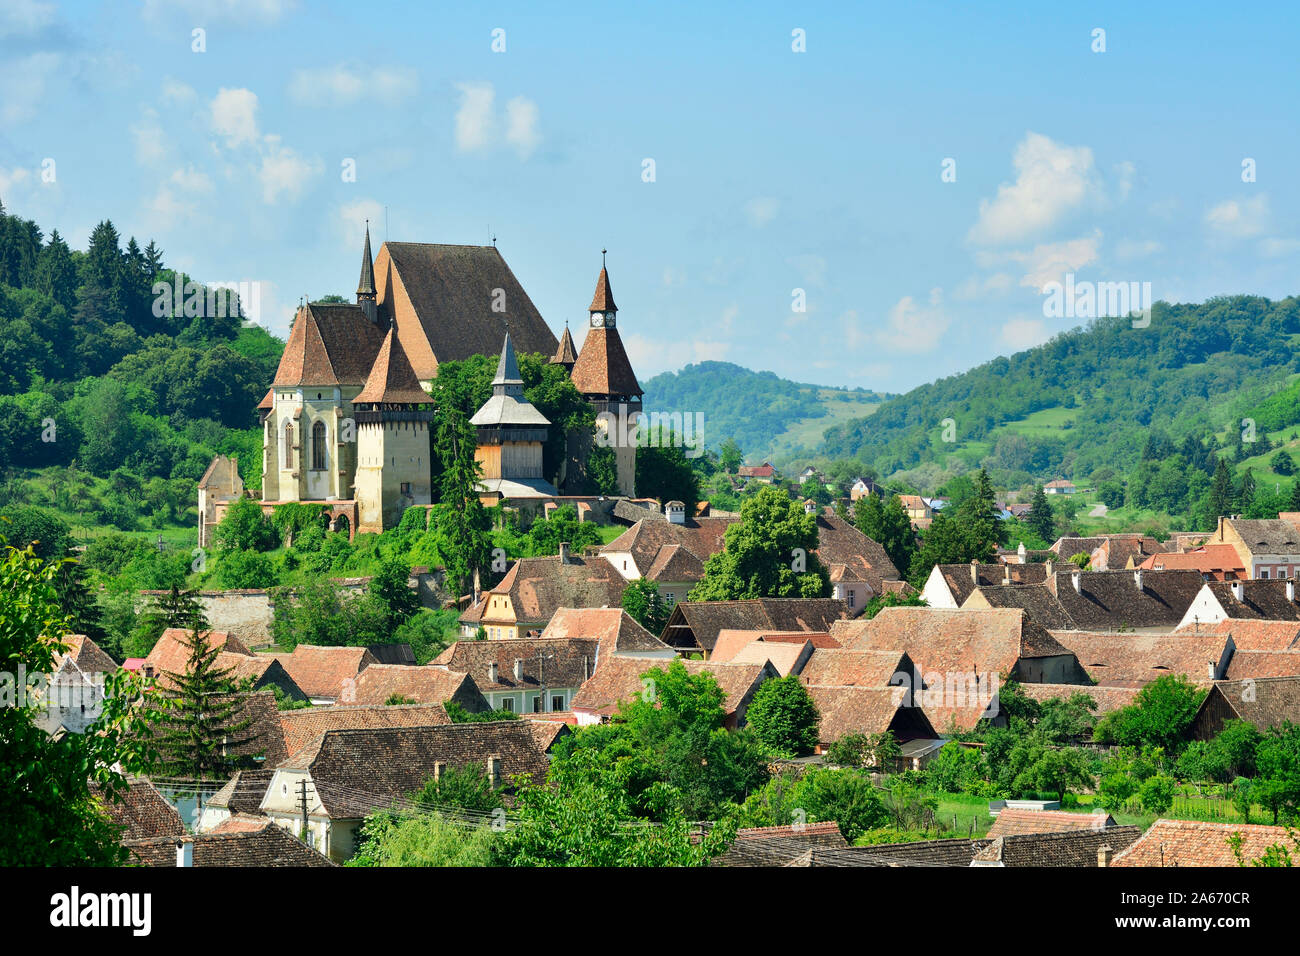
[2, 0, 1298, 393]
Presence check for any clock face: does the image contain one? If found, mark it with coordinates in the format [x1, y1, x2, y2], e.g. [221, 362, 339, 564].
[591, 312, 604, 328]
[605, 311, 616, 327]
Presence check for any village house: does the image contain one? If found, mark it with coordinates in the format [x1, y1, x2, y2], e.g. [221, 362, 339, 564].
[349, 665, 490, 710]
[659, 597, 850, 657]
[1110, 819, 1296, 867]
[537, 607, 677, 660]
[458, 548, 627, 639]
[570, 657, 777, 728]
[920, 561, 1050, 609]
[970, 827, 1143, 867]
[849, 477, 882, 501]
[260, 722, 566, 861]
[897, 494, 933, 529]
[141, 628, 309, 702]
[599, 505, 735, 606]
[1190, 676, 1300, 740]
[804, 685, 938, 748]
[36, 634, 118, 736]
[1043, 479, 1076, 496]
[1088, 534, 1165, 570]
[1047, 631, 1232, 688]
[431, 637, 601, 714]
[127, 820, 337, 867]
[269, 645, 380, 705]
[1177, 578, 1300, 630]
[1042, 568, 1205, 633]
[1207, 515, 1300, 579]
[1135, 543, 1245, 580]
[986, 808, 1118, 839]
[737, 462, 777, 483]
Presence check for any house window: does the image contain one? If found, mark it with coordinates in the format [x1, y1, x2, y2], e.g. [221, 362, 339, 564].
[552, 695, 564, 711]
[1261, 569, 1271, 579]
[312, 421, 326, 470]
[532, 696, 542, 713]
[665, 592, 676, 606]
[848, 588, 856, 609]
[284, 422, 294, 469]
[400, 482, 411, 495]
[500, 697, 514, 712]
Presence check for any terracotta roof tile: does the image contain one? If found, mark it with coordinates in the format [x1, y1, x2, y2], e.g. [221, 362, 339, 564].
[353, 327, 433, 405]
[1111, 819, 1295, 867]
[987, 808, 1117, 838]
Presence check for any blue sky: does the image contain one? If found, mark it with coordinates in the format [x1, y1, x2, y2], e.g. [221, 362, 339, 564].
[2, 0, 1298, 392]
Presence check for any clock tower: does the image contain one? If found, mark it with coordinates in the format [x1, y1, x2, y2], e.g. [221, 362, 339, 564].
[569, 253, 642, 496]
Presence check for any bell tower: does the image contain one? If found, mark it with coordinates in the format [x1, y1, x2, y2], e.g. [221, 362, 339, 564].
[357, 221, 379, 325]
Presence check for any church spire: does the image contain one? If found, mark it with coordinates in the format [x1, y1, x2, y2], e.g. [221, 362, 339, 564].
[357, 221, 376, 301]
[492, 329, 525, 398]
[588, 252, 617, 314]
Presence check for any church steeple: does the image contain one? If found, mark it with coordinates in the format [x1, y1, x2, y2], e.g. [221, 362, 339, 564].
[550, 322, 578, 372]
[587, 249, 617, 325]
[357, 221, 377, 296]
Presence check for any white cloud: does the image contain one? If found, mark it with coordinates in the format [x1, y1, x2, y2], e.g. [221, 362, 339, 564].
[504, 96, 541, 158]
[620, 332, 731, 375]
[1115, 238, 1162, 260]
[170, 164, 213, 194]
[1001, 317, 1051, 348]
[744, 197, 779, 227]
[289, 66, 417, 106]
[161, 79, 197, 105]
[954, 272, 1014, 301]
[1002, 232, 1102, 292]
[873, 290, 949, 352]
[0, 166, 33, 196]
[210, 87, 259, 148]
[454, 82, 495, 152]
[1114, 161, 1137, 202]
[141, 0, 296, 25]
[968, 132, 1100, 245]
[1206, 195, 1269, 239]
[259, 142, 321, 203]
[0, 0, 55, 37]
[1260, 238, 1300, 258]
[0, 51, 62, 123]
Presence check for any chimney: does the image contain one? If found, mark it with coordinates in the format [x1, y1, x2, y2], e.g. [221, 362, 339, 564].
[667, 501, 686, 525]
[970, 560, 980, 584]
[1289, 580, 1296, 603]
[487, 756, 501, 787]
[1045, 559, 1054, 578]
[1134, 569, 1144, 591]
[1216, 515, 1225, 540]
[472, 567, 481, 606]
[488, 661, 498, 683]
[558, 542, 571, 563]
[1230, 579, 1244, 602]
[1097, 845, 1113, 868]
[1002, 565, 1011, 586]
[583, 655, 590, 681]
[176, 839, 193, 868]
[1071, 570, 1081, 594]
[513, 658, 523, 681]
[1207, 660, 1216, 681]
[1017, 542, 1026, 559]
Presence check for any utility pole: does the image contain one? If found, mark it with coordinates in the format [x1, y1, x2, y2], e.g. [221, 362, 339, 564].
[297, 778, 312, 842]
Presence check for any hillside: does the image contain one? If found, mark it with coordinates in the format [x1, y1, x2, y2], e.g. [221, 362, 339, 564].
[815, 296, 1300, 492]
[641, 361, 891, 462]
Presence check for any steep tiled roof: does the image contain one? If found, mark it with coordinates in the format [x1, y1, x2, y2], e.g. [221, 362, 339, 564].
[663, 598, 850, 654]
[208, 691, 289, 765]
[281, 722, 560, 817]
[806, 685, 937, 742]
[714, 822, 847, 866]
[1197, 676, 1300, 732]
[788, 838, 990, 867]
[569, 326, 642, 397]
[727, 639, 812, 676]
[272, 302, 388, 387]
[1225, 517, 1300, 553]
[53, 634, 118, 674]
[571, 658, 771, 720]
[471, 554, 627, 627]
[538, 607, 672, 655]
[1111, 819, 1295, 867]
[206, 769, 274, 814]
[1200, 579, 1300, 621]
[936, 562, 1048, 605]
[126, 822, 337, 867]
[987, 808, 1117, 838]
[1046, 569, 1205, 630]
[1138, 544, 1244, 576]
[379, 242, 558, 378]
[600, 516, 737, 576]
[144, 628, 251, 681]
[1048, 631, 1228, 687]
[812, 514, 901, 592]
[834, 607, 1077, 674]
[973, 826, 1142, 866]
[1223, 649, 1300, 680]
[1178, 618, 1300, 650]
[350, 665, 488, 708]
[353, 327, 433, 405]
[279, 703, 453, 755]
[587, 266, 617, 313]
[274, 645, 379, 701]
[550, 324, 578, 365]
[798, 648, 912, 687]
[966, 585, 1076, 630]
[93, 777, 186, 842]
[1018, 682, 1141, 714]
[432, 638, 599, 691]
[645, 543, 707, 583]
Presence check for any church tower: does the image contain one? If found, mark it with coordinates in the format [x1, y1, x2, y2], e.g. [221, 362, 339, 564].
[357, 221, 379, 325]
[570, 255, 642, 496]
[353, 327, 433, 533]
[550, 322, 578, 374]
[471, 330, 557, 504]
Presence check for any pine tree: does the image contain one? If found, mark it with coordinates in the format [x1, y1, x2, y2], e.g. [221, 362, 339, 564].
[151, 626, 258, 782]
[1289, 481, 1300, 512]
[1236, 468, 1257, 517]
[1026, 485, 1055, 543]
[1209, 457, 1234, 519]
[432, 403, 492, 594]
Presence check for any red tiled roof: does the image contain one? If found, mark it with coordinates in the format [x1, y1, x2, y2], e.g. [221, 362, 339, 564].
[1111, 819, 1296, 867]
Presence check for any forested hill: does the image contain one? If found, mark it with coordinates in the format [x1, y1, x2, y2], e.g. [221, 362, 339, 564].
[816, 295, 1300, 487]
[641, 360, 892, 461]
[0, 200, 284, 529]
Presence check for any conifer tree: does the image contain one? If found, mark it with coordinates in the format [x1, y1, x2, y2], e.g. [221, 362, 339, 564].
[1209, 457, 1234, 519]
[151, 626, 257, 782]
[1026, 485, 1055, 543]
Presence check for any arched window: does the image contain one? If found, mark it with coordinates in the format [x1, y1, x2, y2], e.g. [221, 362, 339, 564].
[284, 422, 294, 469]
[312, 421, 327, 470]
